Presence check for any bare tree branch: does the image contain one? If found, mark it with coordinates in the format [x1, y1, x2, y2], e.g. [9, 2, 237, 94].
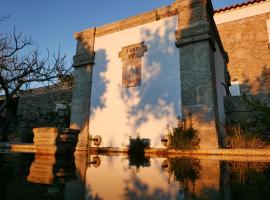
[0, 21, 72, 116]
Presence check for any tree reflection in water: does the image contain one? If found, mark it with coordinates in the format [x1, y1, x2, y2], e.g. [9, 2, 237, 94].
[225, 161, 270, 200]
[128, 155, 150, 171]
[124, 156, 204, 200]
[165, 157, 202, 199]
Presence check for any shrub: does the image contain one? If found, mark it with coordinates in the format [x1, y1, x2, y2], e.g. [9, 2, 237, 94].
[128, 134, 150, 155]
[168, 117, 200, 150]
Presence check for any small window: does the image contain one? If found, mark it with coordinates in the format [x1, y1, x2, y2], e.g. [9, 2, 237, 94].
[229, 81, 241, 96]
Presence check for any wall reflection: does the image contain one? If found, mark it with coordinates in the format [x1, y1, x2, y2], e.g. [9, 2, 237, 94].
[1, 153, 270, 200]
[27, 154, 76, 192]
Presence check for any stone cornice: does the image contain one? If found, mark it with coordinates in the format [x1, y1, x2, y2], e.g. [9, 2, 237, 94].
[74, 4, 179, 40]
[74, 28, 96, 40]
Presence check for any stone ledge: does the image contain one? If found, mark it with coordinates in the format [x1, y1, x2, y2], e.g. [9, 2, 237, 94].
[2, 144, 270, 158]
[90, 147, 270, 157]
[75, 4, 178, 39]
[0, 143, 36, 153]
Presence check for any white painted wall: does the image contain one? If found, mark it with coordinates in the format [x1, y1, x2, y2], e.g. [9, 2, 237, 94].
[214, 42, 226, 129]
[214, 1, 270, 24]
[90, 16, 180, 148]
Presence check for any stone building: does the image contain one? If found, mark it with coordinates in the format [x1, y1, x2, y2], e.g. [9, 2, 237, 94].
[2, 0, 270, 149]
[214, 0, 270, 124]
[215, 0, 270, 95]
[70, 0, 270, 150]
[70, 0, 228, 150]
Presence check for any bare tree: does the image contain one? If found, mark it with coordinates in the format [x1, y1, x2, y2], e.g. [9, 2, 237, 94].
[0, 20, 71, 136]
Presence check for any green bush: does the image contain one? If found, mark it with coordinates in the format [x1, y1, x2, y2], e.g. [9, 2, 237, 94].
[168, 117, 200, 150]
[128, 135, 150, 155]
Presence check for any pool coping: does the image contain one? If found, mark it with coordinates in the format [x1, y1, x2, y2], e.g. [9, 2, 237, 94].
[1, 143, 270, 157]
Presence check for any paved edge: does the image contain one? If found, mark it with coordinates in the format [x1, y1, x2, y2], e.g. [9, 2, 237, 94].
[1, 143, 270, 157]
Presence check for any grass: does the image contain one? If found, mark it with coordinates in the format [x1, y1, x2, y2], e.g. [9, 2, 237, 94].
[225, 94, 270, 149]
[225, 124, 266, 149]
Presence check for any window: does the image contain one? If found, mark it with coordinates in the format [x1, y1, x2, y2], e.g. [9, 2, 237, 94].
[229, 81, 241, 96]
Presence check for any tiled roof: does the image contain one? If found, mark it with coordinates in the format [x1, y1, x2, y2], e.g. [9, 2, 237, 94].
[215, 0, 267, 13]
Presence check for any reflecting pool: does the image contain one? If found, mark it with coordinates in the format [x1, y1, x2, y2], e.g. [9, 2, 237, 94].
[0, 152, 270, 200]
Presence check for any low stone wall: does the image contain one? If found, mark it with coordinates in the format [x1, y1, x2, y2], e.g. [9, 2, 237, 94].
[3, 85, 270, 145]
[224, 94, 270, 123]
[6, 85, 73, 142]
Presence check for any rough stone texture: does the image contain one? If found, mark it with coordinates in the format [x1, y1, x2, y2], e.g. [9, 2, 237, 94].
[225, 94, 270, 123]
[176, 0, 224, 149]
[70, 29, 95, 151]
[27, 154, 76, 185]
[7, 85, 72, 143]
[217, 12, 270, 94]
[32, 127, 79, 154]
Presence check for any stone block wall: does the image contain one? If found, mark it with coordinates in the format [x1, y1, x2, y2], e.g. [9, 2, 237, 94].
[7, 85, 73, 143]
[225, 94, 270, 123]
[217, 12, 270, 95]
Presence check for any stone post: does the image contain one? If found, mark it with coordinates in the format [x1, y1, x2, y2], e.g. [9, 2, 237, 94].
[175, 0, 221, 149]
[70, 28, 96, 151]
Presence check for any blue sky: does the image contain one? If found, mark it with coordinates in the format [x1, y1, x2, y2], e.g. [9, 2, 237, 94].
[1, 0, 246, 65]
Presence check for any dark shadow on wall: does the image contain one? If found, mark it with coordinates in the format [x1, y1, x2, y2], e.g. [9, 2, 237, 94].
[240, 65, 270, 94]
[90, 49, 109, 119]
[0, 97, 18, 142]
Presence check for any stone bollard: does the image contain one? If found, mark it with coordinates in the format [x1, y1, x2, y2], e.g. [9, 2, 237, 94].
[32, 127, 80, 154]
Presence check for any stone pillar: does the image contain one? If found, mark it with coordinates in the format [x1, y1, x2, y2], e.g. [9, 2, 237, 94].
[175, 0, 221, 149]
[70, 28, 96, 151]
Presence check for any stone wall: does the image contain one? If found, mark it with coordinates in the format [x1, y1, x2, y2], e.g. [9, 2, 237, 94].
[217, 12, 270, 95]
[7, 85, 73, 142]
[225, 94, 270, 123]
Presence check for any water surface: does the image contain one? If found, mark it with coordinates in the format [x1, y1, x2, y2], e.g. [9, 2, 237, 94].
[0, 153, 270, 200]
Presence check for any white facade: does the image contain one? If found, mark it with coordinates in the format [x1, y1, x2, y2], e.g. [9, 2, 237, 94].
[89, 16, 181, 148]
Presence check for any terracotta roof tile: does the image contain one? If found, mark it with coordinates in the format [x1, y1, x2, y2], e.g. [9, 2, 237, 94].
[215, 0, 267, 13]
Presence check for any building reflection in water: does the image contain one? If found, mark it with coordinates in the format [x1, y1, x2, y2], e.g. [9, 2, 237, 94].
[22, 153, 270, 200]
[27, 154, 77, 193]
[84, 155, 220, 200]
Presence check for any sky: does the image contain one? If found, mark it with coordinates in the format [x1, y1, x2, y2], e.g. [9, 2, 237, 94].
[1, 0, 247, 65]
